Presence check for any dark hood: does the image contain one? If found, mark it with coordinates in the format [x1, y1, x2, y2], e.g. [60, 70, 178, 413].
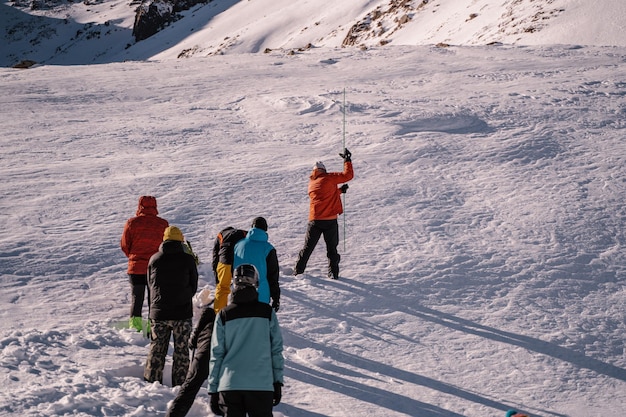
[160, 240, 184, 254]
[231, 286, 258, 304]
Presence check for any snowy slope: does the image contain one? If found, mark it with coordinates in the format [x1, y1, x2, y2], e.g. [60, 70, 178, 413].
[2, 0, 626, 66]
[1, 43, 625, 416]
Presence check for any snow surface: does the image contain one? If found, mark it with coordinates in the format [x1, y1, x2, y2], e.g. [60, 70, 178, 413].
[1, 1, 626, 417]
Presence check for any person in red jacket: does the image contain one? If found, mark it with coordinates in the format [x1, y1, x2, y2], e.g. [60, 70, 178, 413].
[294, 148, 353, 280]
[120, 196, 169, 331]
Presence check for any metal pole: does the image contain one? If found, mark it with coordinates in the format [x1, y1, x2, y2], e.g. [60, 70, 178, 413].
[342, 88, 347, 253]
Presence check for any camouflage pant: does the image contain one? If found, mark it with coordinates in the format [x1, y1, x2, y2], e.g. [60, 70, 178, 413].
[144, 319, 192, 386]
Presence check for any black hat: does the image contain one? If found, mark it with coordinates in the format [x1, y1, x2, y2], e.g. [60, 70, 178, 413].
[252, 216, 268, 231]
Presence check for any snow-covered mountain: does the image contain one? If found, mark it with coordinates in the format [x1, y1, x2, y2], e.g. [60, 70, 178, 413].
[2, 0, 626, 66]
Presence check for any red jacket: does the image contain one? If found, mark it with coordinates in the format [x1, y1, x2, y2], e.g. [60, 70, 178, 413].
[121, 196, 169, 275]
[308, 161, 354, 221]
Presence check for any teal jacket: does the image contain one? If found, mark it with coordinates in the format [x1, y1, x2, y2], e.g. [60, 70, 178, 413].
[233, 228, 280, 304]
[208, 287, 284, 393]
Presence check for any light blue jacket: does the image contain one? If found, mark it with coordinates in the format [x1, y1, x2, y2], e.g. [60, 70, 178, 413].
[208, 289, 284, 393]
[233, 228, 278, 304]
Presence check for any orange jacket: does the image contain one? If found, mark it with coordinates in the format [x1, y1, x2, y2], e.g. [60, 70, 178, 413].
[308, 161, 354, 221]
[121, 196, 169, 275]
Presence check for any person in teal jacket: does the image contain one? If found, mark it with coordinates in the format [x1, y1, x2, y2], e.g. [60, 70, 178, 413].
[208, 264, 284, 417]
[506, 410, 529, 417]
[233, 217, 280, 312]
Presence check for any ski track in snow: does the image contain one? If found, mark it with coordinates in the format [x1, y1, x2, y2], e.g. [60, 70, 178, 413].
[0, 45, 625, 416]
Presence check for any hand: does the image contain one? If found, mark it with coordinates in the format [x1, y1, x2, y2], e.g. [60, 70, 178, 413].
[210, 393, 223, 416]
[340, 184, 349, 194]
[273, 382, 283, 406]
[339, 147, 351, 162]
[272, 299, 280, 312]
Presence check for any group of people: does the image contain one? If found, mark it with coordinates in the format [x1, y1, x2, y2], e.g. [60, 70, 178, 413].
[119, 148, 354, 416]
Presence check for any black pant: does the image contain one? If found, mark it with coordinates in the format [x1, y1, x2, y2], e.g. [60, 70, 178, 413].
[295, 219, 340, 278]
[165, 352, 209, 417]
[128, 274, 147, 317]
[219, 391, 274, 417]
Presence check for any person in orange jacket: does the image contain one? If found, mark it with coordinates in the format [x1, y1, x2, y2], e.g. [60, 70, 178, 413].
[294, 148, 353, 279]
[120, 196, 169, 331]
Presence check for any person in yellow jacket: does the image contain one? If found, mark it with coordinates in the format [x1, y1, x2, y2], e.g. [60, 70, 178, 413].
[294, 148, 353, 280]
[211, 227, 247, 313]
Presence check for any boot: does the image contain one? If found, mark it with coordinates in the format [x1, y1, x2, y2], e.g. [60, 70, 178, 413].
[129, 316, 143, 332]
[143, 319, 151, 339]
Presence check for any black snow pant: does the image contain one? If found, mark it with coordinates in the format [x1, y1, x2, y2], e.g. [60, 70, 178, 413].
[295, 219, 340, 279]
[219, 391, 274, 417]
[165, 351, 209, 417]
[128, 274, 147, 317]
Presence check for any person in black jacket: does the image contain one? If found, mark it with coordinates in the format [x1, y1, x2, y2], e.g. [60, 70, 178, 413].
[212, 227, 247, 313]
[144, 226, 198, 387]
[165, 302, 216, 417]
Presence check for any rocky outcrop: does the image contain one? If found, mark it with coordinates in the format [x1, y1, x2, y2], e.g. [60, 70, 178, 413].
[132, 0, 210, 42]
[132, 1, 172, 42]
[342, 0, 424, 47]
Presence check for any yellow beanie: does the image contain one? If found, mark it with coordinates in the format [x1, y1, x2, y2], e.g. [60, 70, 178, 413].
[163, 226, 184, 242]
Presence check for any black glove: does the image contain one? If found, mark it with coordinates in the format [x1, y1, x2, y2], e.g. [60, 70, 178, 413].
[210, 393, 223, 416]
[188, 334, 197, 350]
[271, 299, 280, 312]
[340, 184, 349, 194]
[273, 382, 283, 406]
[339, 147, 351, 162]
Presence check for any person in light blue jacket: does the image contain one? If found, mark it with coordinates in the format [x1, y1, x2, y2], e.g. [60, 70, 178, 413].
[208, 264, 284, 417]
[233, 217, 280, 312]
